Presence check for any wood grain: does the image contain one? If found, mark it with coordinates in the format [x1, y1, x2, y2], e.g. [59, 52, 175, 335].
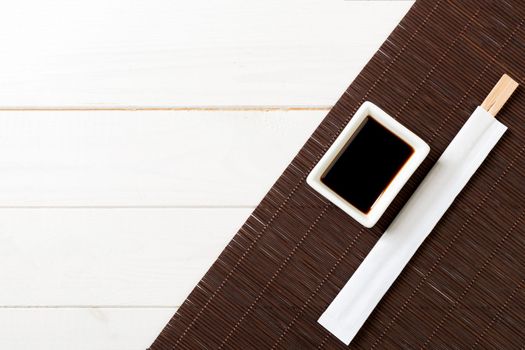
[0, 110, 320, 206]
[0, 308, 175, 350]
[481, 74, 519, 116]
[0, 208, 251, 305]
[0, 0, 412, 108]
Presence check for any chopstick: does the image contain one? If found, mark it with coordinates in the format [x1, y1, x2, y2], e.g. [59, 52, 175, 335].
[481, 74, 519, 117]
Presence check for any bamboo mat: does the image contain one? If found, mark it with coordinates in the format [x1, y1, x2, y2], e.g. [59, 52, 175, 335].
[150, 1, 525, 348]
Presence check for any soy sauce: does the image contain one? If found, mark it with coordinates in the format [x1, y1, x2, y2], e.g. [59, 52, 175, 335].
[321, 117, 414, 213]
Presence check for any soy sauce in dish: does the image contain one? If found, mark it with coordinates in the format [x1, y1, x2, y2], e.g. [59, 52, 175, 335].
[321, 117, 414, 213]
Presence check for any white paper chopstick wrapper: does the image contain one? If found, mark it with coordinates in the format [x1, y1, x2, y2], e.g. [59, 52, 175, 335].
[318, 106, 507, 345]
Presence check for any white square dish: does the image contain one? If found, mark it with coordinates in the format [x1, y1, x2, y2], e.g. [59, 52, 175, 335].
[307, 101, 430, 228]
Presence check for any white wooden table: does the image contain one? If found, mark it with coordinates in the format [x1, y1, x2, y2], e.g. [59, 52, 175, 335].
[0, 1, 413, 348]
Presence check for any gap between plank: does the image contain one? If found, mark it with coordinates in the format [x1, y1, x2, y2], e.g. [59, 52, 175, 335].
[0, 205, 256, 209]
[0, 106, 332, 112]
[0, 306, 179, 309]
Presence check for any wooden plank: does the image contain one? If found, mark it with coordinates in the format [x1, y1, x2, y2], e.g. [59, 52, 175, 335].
[0, 110, 321, 206]
[0, 308, 175, 350]
[0, 1, 412, 107]
[0, 208, 251, 305]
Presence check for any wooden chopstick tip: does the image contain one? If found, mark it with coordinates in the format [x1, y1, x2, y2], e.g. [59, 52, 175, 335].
[481, 74, 519, 116]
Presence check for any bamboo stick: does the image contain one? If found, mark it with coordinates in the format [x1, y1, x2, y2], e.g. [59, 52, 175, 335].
[481, 74, 519, 116]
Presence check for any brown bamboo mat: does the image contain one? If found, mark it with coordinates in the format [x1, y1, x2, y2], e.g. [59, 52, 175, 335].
[150, 1, 525, 348]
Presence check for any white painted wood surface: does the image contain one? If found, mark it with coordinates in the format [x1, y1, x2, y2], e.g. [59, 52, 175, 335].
[0, 308, 176, 350]
[0, 110, 321, 206]
[0, 1, 413, 349]
[0, 208, 251, 305]
[0, 0, 411, 108]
